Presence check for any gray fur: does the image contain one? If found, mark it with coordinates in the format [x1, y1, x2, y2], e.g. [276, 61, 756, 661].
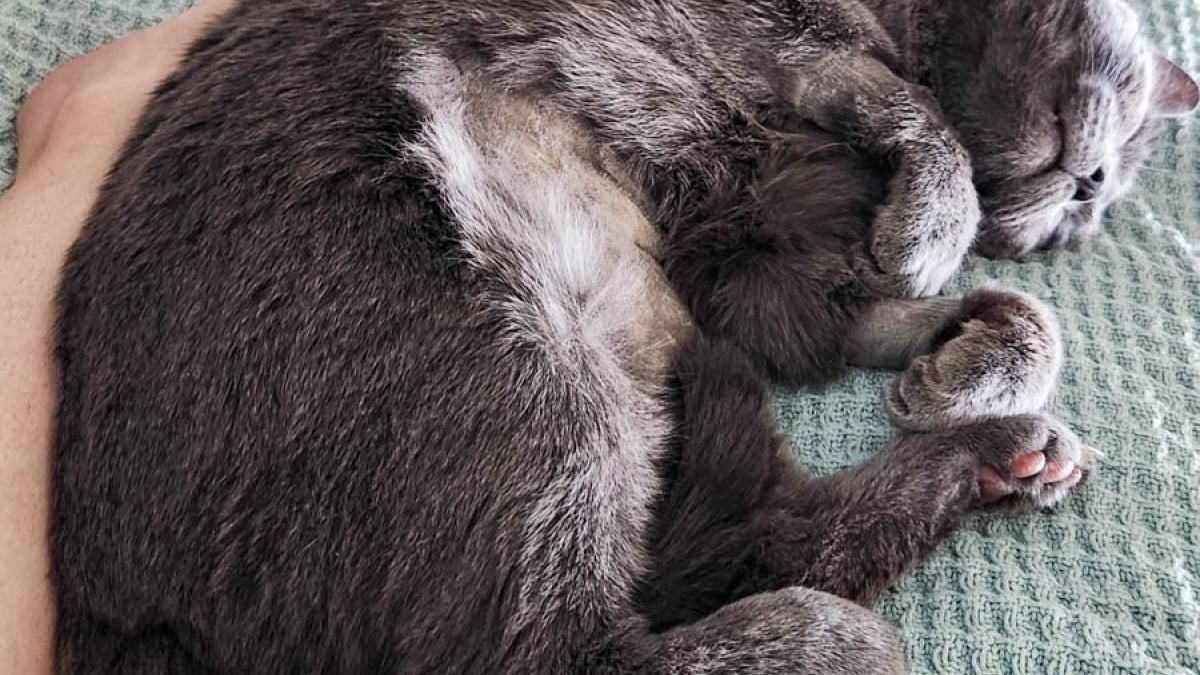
[47, 0, 1184, 673]
[889, 0, 1200, 256]
[845, 296, 963, 370]
[885, 288, 1063, 432]
[791, 51, 979, 297]
[654, 587, 905, 675]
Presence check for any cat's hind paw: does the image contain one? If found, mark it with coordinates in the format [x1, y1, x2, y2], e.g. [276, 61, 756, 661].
[970, 414, 1097, 510]
[886, 287, 1062, 432]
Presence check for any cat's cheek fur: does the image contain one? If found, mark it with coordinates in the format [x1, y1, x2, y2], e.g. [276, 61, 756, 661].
[975, 173, 1077, 258]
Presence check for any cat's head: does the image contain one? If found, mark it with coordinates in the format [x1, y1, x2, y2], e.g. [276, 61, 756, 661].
[932, 0, 1199, 258]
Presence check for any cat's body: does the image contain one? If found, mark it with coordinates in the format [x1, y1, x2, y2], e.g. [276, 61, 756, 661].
[51, 0, 1194, 673]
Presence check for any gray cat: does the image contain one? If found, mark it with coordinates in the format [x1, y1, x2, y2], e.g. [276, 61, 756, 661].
[50, 0, 1196, 673]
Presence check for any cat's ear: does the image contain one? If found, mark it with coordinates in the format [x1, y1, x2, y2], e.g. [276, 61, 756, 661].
[1151, 53, 1199, 118]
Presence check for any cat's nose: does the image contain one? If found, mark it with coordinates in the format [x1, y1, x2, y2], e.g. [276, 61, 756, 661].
[1072, 168, 1105, 202]
[1072, 175, 1099, 202]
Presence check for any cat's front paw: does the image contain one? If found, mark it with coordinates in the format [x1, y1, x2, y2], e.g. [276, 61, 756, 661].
[852, 113, 980, 298]
[968, 413, 1097, 510]
[887, 287, 1062, 432]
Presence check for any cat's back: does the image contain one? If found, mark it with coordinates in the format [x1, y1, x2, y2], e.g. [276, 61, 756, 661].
[52, 1, 680, 672]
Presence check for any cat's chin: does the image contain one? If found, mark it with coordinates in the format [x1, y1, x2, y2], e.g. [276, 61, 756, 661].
[974, 204, 1105, 260]
[1061, 203, 1103, 240]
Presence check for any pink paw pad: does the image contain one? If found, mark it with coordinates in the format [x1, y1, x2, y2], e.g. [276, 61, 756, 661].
[976, 451, 1084, 503]
[1010, 452, 1045, 478]
[1041, 459, 1077, 484]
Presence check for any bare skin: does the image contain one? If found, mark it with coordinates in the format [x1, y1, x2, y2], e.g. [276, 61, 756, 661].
[0, 2, 233, 672]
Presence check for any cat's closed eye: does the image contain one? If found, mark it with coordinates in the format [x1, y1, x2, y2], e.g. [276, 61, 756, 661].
[1043, 107, 1067, 175]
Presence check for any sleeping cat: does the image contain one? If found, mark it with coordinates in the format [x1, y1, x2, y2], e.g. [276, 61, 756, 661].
[50, 0, 1196, 673]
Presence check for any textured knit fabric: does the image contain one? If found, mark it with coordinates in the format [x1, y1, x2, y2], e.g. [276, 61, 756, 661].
[1, 1, 1197, 673]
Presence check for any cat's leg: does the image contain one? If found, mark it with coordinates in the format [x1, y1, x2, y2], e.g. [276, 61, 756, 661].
[638, 335, 1092, 629]
[622, 586, 907, 675]
[659, 124, 969, 387]
[843, 296, 964, 370]
[751, 414, 1093, 604]
[663, 242, 866, 386]
[791, 52, 982, 299]
[865, 286, 1095, 505]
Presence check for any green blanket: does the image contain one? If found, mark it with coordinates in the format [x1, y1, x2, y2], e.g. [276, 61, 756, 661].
[2, 1, 1197, 673]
